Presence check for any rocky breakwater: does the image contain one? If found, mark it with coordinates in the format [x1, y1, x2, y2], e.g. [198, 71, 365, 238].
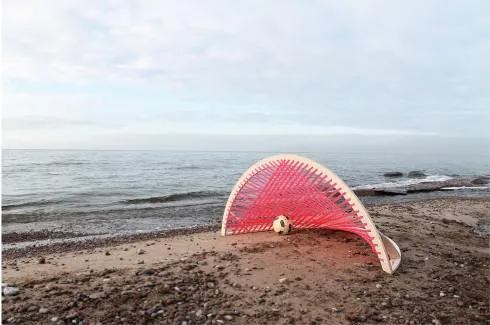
[354, 175, 490, 197]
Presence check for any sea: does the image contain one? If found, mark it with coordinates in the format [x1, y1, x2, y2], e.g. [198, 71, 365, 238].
[2, 146, 490, 240]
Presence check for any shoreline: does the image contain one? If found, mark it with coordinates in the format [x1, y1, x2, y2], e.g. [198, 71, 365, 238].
[2, 197, 490, 260]
[2, 225, 220, 261]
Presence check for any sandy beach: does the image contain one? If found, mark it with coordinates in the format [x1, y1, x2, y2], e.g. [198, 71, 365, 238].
[2, 197, 489, 325]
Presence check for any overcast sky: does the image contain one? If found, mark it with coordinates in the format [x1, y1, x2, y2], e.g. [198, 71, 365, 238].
[3, 0, 490, 149]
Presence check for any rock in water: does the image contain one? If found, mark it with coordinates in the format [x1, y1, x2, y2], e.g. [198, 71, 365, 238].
[407, 171, 426, 178]
[383, 172, 403, 177]
[376, 188, 407, 195]
[472, 176, 490, 185]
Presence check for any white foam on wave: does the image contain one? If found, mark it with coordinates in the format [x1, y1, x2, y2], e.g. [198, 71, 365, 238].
[441, 186, 490, 190]
[354, 175, 454, 190]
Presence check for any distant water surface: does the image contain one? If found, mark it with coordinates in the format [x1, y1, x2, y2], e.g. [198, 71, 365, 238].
[2, 146, 489, 237]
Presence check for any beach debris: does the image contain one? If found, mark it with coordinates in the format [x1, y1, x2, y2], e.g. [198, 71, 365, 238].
[279, 277, 288, 284]
[206, 282, 215, 289]
[439, 292, 446, 297]
[3, 286, 20, 296]
[38, 257, 46, 264]
[65, 310, 79, 319]
[27, 305, 39, 312]
[151, 309, 164, 318]
[376, 283, 382, 289]
[89, 292, 106, 299]
[45, 283, 57, 292]
[224, 315, 233, 320]
[431, 315, 442, 325]
[51, 317, 59, 322]
[39, 307, 49, 313]
[137, 248, 146, 255]
[139, 268, 156, 276]
[105, 250, 111, 256]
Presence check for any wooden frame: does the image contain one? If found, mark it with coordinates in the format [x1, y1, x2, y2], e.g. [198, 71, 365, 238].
[221, 154, 401, 274]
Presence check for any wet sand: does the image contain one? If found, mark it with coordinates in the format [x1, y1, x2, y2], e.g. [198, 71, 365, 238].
[2, 198, 490, 325]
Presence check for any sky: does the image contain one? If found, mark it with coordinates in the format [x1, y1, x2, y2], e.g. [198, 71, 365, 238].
[2, 0, 490, 150]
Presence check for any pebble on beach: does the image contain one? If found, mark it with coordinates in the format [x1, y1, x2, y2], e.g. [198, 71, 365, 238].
[3, 286, 20, 296]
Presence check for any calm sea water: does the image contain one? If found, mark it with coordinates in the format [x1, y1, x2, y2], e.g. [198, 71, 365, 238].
[2, 147, 489, 236]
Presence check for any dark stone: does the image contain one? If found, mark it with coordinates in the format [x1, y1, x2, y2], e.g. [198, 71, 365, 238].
[354, 189, 381, 197]
[139, 268, 156, 275]
[407, 171, 426, 178]
[471, 176, 490, 185]
[383, 172, 403, 177]
[375, 188, 407, 195]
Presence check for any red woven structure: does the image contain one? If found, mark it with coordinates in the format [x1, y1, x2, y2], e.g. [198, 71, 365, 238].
[221, 154, 401, 274]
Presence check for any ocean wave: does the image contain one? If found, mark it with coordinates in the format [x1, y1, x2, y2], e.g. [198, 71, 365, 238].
[353, 175, 454, 190]
[28, 161, 87, 167]
[173, 165, 206, 170]
[441, 186, 490, 190]
[122, 191, 226, 204]
[2, 199, 67, 211]
[1, 201, 224, 224]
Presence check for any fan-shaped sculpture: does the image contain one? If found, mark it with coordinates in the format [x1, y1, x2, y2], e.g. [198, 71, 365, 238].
[221, 154, 401, 274]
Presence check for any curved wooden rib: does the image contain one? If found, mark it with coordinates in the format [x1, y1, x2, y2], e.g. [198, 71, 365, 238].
[221, 154, 401, 274]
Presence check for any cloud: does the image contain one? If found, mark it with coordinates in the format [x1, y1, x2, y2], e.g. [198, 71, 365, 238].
[3, 116, 94, 130]
[2, 0, 490, 148]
